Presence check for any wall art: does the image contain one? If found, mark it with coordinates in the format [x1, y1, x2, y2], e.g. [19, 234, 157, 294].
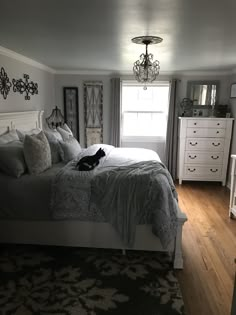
[0, 67, 12, 99]
[63, 87, 79, 140]
[12, 74, 38, 100]
[230, 83, 236, 98]
[83, 81, 103, 147]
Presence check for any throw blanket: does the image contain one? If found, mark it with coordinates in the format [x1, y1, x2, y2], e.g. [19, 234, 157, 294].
[91, 161, 178, 248]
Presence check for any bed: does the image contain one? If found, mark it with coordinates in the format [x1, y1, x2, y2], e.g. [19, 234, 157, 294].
[0, 110, 187, 269]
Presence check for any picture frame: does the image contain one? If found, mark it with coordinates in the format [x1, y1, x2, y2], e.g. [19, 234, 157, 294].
[63, 87, 79, 140]
[230, 83, 236, 98]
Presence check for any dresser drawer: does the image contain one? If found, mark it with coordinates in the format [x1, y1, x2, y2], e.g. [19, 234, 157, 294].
[184, 165, 222, 177]
[185, 151, 223, 164]
[186, 128, 225, 138]
[186, 138, 224, 151]
[187, 119, 226, 129]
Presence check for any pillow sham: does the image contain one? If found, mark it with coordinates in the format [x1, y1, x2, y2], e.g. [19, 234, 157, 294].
[0, 129, 19, 144]
[24, 131, 52, 174]
[44, 130, 62, 164]
[57, 126, 72, 141]
[17, 128, 41, 142]
[62, 123, 73, 136]
[59, 137, 82, 162]
[0, 141, 27, 178]
[44, 128, 63, 142]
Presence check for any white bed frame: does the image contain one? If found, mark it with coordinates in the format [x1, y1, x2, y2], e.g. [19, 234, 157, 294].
[0, 111, 187, 269]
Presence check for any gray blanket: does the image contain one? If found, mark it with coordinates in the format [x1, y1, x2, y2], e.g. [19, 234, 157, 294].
[91, 161, 178, 248]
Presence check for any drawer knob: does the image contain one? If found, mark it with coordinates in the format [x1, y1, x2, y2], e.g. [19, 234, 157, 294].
[217, 123, 220, 126]
[210, 168, 218, 173]
[216, 131, 219, 134]
[188, 168, 196, 172]
[211, 155, 219, 160]
[194, 122, 197, 125]
[212, 142, 220, 147]
[190, 142, 198, 146]
[189, 155, 197, 159]
[193, 130, 197, 133]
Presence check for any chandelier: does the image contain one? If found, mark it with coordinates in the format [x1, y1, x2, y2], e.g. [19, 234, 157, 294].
[132, 36, 163, 89]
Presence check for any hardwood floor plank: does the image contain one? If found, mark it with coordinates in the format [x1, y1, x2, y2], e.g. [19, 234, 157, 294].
[176, 182, 236, 315]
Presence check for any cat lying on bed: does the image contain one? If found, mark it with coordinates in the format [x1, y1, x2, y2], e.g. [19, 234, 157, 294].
[76, 148, 106, 171]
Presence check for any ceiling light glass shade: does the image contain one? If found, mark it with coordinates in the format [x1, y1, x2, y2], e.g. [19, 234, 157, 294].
[132, 36, 162, 89]
[133, 53, 160, 84]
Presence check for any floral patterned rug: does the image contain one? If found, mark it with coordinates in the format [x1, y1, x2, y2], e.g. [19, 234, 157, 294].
[0, 245, 185, 315]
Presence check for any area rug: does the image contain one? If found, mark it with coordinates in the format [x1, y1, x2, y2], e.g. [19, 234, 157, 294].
[0, 245, 185, 315]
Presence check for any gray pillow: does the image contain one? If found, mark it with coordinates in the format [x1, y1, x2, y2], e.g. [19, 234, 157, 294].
[0, 141, 27, 178]
[24, 131, 52, 174]
[16, 128, 41, 142]
[0, 129, 19, 144]
[59, 137, 82, 162]
[44, 131, 62, 164]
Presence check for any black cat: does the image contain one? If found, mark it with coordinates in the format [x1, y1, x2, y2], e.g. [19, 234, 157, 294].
[76, 148, 106, 171]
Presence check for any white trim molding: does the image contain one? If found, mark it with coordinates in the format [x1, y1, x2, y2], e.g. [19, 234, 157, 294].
[0, 45, 55, 74]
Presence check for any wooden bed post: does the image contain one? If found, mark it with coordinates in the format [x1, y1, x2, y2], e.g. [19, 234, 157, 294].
[173, 213, 187, 269]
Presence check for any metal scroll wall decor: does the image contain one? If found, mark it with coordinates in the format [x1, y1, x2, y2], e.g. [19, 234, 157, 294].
[84, 81, 103, 147]
[12, 74, 38, 100]
[0, 67, 12, 99]
[63, 87, 80, 140]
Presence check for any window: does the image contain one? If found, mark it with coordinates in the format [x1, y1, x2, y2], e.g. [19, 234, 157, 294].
[121, 82, 170, 140]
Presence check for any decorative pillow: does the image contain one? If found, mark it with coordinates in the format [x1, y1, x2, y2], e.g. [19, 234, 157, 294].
[0, 141, 27, 178]
[59, 137, 82, 162]
[57, 126, 72, 141]
[44, 130, 62, 164]
[24, 131, 52, 174]
[0, 129, 19, 144]
[44, 128, 63, 142]
[62, 123, 73, 136]
[17, 128, 41, 142]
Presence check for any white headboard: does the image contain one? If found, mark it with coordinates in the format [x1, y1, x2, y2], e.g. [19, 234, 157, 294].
[0, 111, 44, 136]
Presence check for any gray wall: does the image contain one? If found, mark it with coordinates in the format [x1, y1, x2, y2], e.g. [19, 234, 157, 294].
[0, 54, 55, 125]
[55, 74, 111, 147]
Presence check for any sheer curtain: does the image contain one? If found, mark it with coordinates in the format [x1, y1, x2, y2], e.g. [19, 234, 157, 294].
[165, 79, 179, 180]
[110, 78, 121, 147]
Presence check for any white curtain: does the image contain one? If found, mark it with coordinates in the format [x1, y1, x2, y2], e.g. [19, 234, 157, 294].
[165, 79, 179, 180]
[110, 78, 121, 147]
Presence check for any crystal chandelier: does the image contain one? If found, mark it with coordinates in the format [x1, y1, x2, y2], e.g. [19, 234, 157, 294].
[132, 36, 163, 89]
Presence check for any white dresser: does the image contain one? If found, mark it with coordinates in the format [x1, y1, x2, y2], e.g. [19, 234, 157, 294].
[178, 117, 234, 185]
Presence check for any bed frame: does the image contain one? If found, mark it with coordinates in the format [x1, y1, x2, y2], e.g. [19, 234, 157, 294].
[0, 111, 187, 269]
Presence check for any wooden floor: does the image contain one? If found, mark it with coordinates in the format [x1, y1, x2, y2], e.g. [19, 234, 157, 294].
[176, 182, 236, 315]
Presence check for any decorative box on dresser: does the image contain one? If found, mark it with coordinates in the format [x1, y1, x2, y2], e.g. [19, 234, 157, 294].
[178, 117, 234, 185]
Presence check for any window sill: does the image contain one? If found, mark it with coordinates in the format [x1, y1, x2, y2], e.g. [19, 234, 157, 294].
[121, 136, 166, 143]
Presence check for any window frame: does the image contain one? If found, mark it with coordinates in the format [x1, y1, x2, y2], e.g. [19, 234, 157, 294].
[121, 81, 170, 142]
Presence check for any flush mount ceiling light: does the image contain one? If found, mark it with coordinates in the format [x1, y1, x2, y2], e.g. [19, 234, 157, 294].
[132, 36, 163, 89]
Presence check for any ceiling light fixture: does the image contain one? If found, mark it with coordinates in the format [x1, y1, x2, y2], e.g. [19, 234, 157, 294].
[132, 36, 163, 89]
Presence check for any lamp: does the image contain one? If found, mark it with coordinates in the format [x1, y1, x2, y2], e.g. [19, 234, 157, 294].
[132, 36, 163, 89]
[46, 106, 64, 129]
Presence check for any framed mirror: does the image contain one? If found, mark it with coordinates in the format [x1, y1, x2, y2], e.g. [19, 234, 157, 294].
[187, 80, 220, 106]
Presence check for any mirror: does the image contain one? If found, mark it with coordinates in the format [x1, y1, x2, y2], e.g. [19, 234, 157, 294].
[187, 81, 219, 106]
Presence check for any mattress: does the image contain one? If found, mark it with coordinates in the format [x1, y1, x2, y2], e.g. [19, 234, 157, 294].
[0, 163, 64, 220]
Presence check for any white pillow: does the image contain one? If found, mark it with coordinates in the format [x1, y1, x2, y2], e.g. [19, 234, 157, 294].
[62, 123, 73, 136]
[59, 137, 82, 162]
[44, 129, 63, 142]
[17, 128, 41, 142]
[57, 126, 72, 141]
[0, 129, 19, 144]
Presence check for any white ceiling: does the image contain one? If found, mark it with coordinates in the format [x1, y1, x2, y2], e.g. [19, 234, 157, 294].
[0, 0, 236, 74]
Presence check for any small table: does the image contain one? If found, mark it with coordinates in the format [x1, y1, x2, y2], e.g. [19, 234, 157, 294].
[229, 155, 236, 217]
